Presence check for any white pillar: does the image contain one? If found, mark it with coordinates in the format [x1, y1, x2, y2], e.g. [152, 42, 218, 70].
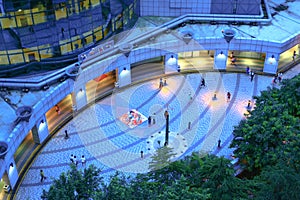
[117, 64, 131, 87]
[72, 87, 88, 111]
[263, 53, 279, 74]
[0, 0, 5, 15]
[214, 50, 227, 70]
[6, 158, 18, 189]
[31, 115, 49, 144]
[164, 53, 178, 74]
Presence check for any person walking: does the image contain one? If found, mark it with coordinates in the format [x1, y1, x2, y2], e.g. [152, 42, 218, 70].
[74, 156, 78, 166]
[152, 113, 156, 125]
[81, 155, 86, 166]
[250, 72, 255, 82]
[200, 78, 206, 87]
[55, 104, 60, 115]
[159, 78, 163, 89]
[293, 50, 296, 61]
[70, 154, 74, 163]
[227, 92, 231, 102]
[246, 66, 250, 75]
[148, 116, 152, 126]
[40, 169, 47, 182]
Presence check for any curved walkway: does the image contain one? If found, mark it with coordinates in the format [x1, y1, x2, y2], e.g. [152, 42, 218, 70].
[15, 67, 300, 199]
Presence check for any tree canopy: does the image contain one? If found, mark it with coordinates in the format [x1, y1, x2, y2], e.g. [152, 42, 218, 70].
[230, 75, 300, 172]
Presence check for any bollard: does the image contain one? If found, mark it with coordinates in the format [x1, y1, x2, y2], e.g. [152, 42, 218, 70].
[212, 92, 217, 100]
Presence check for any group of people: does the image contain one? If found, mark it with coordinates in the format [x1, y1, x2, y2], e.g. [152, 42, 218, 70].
[246, 67, 255, 82]
[272, 72, 283, 84]
[147, 113, 156, 126]
[128, 110, 143, 126]
[70, 154, 86, 167]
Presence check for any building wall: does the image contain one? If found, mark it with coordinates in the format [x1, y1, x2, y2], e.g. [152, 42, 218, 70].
[140, 0, 211, 16]
[140, 0, 261, 17]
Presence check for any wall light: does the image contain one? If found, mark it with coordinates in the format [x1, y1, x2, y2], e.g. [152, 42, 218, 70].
[272, 55, 274, 58]
[22, 88, 29, 93]
[10, 163, 13, 168]
[41, 120, 44, 124]
[123, 67, 127, 71]
[220, 51, 223, 55]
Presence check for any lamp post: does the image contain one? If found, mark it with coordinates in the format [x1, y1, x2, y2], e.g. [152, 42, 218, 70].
[164, 110, 169, 146]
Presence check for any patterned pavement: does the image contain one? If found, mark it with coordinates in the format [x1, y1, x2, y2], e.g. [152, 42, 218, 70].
[15, 67, 300, 199]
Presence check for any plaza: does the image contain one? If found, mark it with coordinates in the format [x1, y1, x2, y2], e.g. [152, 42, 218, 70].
[0, 0, 300, 199]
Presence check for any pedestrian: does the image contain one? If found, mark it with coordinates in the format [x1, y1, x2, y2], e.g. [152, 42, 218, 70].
[278, 72, 283, 82]
[200, 78, 206, 87]
[250, 72, 255, 82]
[40, 169, 46, 182]
[152, 113, 156, 125]
[55, 104, 60, 115]
[164, 78, 167, 86]
[272, 77, 277, 85]
[159, 78, 163, 89]
[64, 130, 69, 139]
[231, 57, 236, 65]
[140, 151, 144, 158]
[148, 116, 152, 126]
[227, 92, 231, 102]
[74, 156, 78, 166]
[70, 154, 74, 163]
[81, 155, 86, 166]
[217, 139, 221, 148]
[247, 100, 251, 109]
[246, 66, 250, 75]
[230, 52, 234, 59]
[293, 50, 296, 61]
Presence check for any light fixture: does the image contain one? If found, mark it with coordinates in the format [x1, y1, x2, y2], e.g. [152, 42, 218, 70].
[42, 85, 49, 90]
[123, 67, 126, 71]
[22, 88, 29, 93]
[80, 88, 83, 92]
[220, 51, 223, 55]
[59, 76, 66, 82]
[271, 55, 274, 58]
[10, 163, 13, 168]
[41, 120, 44, 124]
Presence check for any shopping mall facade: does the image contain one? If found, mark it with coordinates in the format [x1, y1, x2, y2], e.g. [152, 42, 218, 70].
[0, 0, 299, 197]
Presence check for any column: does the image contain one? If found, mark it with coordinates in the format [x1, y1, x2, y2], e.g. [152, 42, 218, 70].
[31, 115, 49, 144]
[164, 53, 178, 74]
[71, 87, 88, 111]
[6, 158, 18, 189]
[117, 64, 131, 87]
[0, 0, 4, 15]
[263, 53, 279, 74]
[214, 50, 227, 70]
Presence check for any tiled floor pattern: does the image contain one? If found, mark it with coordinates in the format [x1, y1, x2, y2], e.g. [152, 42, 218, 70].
[15, 68, 300, 199]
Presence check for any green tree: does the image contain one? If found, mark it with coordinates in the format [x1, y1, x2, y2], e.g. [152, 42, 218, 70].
[230, 75, 300, 172]
[253, 161, 300, 200]
[42, 164, 104, 200]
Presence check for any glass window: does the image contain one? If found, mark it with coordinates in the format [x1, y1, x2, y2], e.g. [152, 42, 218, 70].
[60, 42, 72, 55]
[9, 53, 25, 64]
[0, 54, 9, 65]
